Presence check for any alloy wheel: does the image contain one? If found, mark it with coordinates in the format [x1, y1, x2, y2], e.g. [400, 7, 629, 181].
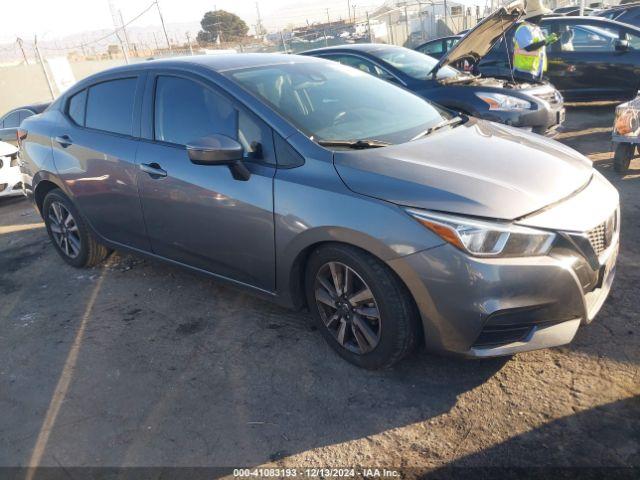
[48, 201, 81, 259]
[314, 261, 382, 354]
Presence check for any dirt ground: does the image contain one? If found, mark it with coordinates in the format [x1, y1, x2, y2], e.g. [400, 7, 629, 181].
[0, 105, 638, 478]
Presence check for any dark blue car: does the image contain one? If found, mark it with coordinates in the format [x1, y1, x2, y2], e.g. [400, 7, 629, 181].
[303, 3, 564, 134]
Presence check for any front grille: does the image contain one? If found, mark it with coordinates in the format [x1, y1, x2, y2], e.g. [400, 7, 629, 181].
[586, 212, 617, 256]
[473, 324, 533, 348]
[534, 90, 562, 106]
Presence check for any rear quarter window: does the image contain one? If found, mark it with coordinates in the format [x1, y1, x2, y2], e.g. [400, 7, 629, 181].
[68, 90, 87, 126]
[85, 78, 137, 136]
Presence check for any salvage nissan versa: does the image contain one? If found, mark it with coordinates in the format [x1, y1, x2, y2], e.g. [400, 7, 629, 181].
[19, 54, 619, 369]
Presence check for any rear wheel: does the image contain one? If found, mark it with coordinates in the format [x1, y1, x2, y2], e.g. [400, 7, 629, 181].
[614, 143, 634, 174]
[305, 244, 419, 369]
[43, 190, 109, 268]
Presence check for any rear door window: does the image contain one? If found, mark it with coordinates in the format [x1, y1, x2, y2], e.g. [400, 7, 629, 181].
[323, 54, 396, 82]
[85, 78, 137, 135]
[18, 110, 34, 123]
[419, 40, 444, 55]
[1, 111, 20, 128]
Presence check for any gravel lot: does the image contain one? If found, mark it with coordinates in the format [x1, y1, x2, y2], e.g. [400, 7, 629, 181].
[0, 105, 638, 477]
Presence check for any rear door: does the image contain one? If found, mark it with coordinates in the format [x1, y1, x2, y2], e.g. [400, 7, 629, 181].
[50, 75, 150, 251]
[135, 72, 277, 291]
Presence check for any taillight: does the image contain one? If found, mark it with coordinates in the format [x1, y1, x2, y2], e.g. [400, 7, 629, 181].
[16, 128, 27, 147]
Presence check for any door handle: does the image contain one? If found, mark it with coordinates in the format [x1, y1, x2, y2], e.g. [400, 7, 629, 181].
[54, 135, 73, 147]
[140, 162, 167, 178]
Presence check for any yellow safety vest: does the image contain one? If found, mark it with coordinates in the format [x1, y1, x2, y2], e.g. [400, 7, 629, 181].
[513, 24, 548, 76]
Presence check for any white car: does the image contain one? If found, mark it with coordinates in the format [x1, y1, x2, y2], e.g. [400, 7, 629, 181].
[0, 141, 23, 198]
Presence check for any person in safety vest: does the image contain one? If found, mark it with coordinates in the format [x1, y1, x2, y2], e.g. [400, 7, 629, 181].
[513, 0, 559, 82]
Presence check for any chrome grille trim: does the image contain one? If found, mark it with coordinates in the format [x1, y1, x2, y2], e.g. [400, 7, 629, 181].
[586, 211, 618, 257]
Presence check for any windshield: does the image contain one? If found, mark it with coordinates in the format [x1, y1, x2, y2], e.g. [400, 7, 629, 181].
[372, 46, 460, 80]
[228, 61, 451, 145]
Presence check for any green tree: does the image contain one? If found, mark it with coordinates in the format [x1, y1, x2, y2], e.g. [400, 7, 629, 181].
[197, 10, 249, 43]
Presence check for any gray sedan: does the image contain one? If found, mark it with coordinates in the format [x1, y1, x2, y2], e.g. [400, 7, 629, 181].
[19, 54, 619, 368]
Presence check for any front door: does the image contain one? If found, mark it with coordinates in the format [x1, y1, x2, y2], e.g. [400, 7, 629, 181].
[547, 20, 640, 100]
[136, 74, 277, 291]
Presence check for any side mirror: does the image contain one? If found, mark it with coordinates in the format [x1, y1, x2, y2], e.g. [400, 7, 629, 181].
[187, 134, 251, 181]
[615, 39, 629, 52]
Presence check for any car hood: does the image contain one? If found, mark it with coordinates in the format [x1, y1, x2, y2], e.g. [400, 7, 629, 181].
[333, 119, 593, 220]
[432, 0, 524, 76]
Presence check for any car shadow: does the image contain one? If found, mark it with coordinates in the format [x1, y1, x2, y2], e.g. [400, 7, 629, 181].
[427, 395, 640, 477]
[0, 249, 508, 470]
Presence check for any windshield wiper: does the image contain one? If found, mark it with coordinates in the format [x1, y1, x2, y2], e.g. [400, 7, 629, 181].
[316, 139, 392, 149]
[411, 116, 464, 141]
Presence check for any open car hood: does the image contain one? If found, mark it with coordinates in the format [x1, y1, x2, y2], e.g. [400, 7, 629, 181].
[431, 0, 524, 76]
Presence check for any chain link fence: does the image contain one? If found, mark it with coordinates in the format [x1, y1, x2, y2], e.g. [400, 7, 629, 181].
[1, 0, 592, 114]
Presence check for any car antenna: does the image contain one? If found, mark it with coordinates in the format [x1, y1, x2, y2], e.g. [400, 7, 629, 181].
[503, 27, 516, 85]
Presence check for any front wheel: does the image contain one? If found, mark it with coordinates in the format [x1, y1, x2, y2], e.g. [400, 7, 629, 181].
[614, 143, 634, 174]
[305, 244, 419, 369]
[43, 189, 110, 268]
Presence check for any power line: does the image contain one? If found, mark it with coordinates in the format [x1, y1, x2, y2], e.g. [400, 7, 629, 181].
[29, 1, 158, 52]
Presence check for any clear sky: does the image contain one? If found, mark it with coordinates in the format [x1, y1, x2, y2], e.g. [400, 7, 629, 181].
[0, 0, 388, 43]
[0, 0, 487, 44]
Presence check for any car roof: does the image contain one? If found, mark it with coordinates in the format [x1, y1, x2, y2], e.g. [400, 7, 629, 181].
[542, 14, 640, 28]
[94, 53, 324, 76]
[302, 43, 405, 55]
[3, 102, 49, 115]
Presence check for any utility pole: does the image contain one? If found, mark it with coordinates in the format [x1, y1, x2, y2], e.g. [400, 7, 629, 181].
[34, 36, 55, 99]
[152, 31, 160, 51]
[347, 0, 352, 23]
[579, 0, 585, 16]
[280, 30, 287, 53]
[156, 0, 172, 51]
[16, 37, 29, 65]
[119, 10, 131, 51]
[404, 6, 409, 40]
[186, 32, 194, 55]
[115, 30, 130, 64]
[326, 8, 331, 25]
[255, 2, 264, 37]
[444, 0, 448, 31]
[323, 28, 328, 47]
[353, 5, 357, 23]
[366, 11, 372, 42]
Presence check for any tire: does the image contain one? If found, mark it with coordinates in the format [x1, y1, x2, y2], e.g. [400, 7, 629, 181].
[614, 143, 634, 174]
[43, 189, 109, 268]
[305, 244, 419, 369]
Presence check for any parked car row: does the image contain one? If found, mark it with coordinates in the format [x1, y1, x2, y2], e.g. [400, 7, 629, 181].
[416, 15, 640, 101]
[16, 4, 620, 369]
[0, 103, 49, 146]
[302, 3, 564, 134]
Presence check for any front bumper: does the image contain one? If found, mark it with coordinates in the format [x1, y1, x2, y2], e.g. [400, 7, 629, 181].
[478, 87, 565, 134]
[0, 162, 24, 198]
[483, 102, 564, 134]
[387, 176, 619, 358]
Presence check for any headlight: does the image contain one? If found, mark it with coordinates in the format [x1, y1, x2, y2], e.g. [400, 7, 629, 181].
[407, 209, 556, 257]
[476, 92, 532, 111]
